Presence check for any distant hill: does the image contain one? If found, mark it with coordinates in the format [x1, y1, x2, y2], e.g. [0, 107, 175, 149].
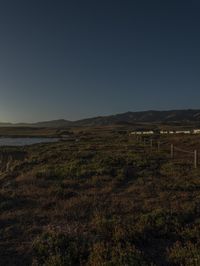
[73, 109, 200, 126]
[29, 119, 72, 128]
[1, 109, 200, 127]
[0, 119, 72, 128]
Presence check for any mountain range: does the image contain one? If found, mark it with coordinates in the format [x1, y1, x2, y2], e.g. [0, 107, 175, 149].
[1, 109, 200, 127]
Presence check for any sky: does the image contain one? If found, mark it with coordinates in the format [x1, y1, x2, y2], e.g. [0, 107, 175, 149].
[0, 0, 200, 122]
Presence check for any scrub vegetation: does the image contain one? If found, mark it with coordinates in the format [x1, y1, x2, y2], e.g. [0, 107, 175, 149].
[0, 126, 200, 265]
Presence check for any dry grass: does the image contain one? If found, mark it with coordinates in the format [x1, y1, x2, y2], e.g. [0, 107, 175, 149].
[0, 128, 200, 265]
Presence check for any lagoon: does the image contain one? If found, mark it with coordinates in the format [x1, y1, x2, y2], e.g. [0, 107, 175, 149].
[0, 137, 59, 147]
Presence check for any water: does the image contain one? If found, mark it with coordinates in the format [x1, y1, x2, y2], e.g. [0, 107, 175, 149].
[0, 137, 59, 147]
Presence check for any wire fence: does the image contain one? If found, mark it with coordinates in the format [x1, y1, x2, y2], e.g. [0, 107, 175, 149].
[64, 135, 199, 168]
[135, 136, 199, 168]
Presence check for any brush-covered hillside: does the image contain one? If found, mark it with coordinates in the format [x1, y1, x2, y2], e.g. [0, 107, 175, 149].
[0, 127, 200, 265]
[1, 109, 200, 127]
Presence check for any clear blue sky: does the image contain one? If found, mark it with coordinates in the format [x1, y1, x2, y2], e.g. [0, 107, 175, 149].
[0, 0, 200, 122]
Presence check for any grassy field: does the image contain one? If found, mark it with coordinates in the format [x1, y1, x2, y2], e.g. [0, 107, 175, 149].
[0, 126, 200, 265]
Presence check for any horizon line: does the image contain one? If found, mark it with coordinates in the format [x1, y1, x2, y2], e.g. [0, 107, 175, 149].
[0, 108, 200, 124]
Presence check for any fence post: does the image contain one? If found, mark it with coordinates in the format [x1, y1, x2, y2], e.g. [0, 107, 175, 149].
[194, 150, 198, 169]
[171, 144, 174, 159]
[157, 141, 160, 152]
[150, 139, 153, 150]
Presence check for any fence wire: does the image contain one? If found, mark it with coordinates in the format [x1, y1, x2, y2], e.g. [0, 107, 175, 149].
[173, 146, 194, 155]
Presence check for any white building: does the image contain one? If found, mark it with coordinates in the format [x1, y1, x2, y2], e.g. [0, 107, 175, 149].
[142, 131, 154, 135]
[175, 130, 190, 134]
[193, 129, 200, 134]
[160, 130, 168, 134]
[130, 131, 142, 135]
[130, 131, 154, 135]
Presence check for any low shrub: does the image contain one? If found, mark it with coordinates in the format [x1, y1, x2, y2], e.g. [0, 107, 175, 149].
[168, 241, 200, 266]
[32, 231, 88, 266]
[88, 241, 149, 266]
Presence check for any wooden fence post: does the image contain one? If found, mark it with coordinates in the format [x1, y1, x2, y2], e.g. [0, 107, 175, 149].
[171, 144, 174, 159]
[150, 139, 153, 150]
[157, 141, 160, 152]
[194, 150, 198, 169]
[143, 138, 146, 146]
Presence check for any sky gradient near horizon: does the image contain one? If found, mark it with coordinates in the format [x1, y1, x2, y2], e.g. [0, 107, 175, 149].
[0, 0, 200, 122]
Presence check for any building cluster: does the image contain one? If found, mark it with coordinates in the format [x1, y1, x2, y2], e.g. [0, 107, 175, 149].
[130, 129, 200, 135]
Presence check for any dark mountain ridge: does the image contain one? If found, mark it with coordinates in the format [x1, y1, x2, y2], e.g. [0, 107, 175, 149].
[1, 109, 200, 127]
